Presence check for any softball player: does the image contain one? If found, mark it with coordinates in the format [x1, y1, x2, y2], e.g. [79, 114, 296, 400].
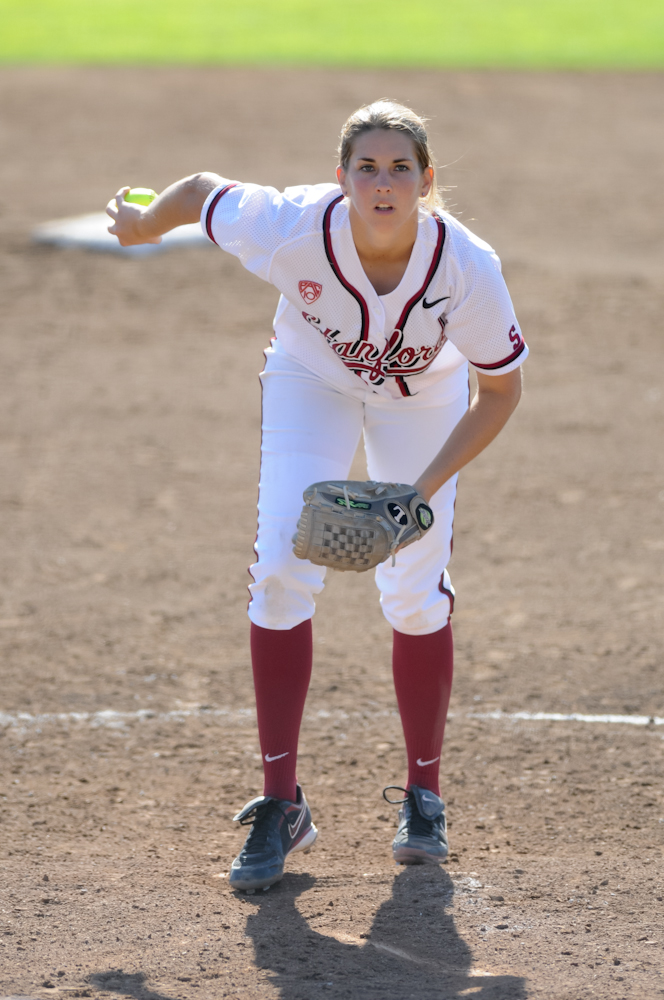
[107, 100, 527, 892]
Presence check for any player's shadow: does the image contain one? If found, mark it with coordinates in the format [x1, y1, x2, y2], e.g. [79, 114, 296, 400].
[244, 867, 527, 1000]
[87, 970, 173, 1000]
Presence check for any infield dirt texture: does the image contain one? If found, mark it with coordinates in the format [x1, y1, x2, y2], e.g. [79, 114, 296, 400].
[0, 68, 663, 999]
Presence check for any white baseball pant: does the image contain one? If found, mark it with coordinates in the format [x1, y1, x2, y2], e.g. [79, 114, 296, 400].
[248, 345, 470, 635]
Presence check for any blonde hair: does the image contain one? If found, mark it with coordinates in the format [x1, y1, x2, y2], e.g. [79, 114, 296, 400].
[338, 99, 444, 213]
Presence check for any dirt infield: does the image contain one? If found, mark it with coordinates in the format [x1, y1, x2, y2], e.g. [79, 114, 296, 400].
[0, 68, 663, 999]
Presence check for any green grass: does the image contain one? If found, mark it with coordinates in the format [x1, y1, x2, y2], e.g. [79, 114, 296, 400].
[1, 0, 663, 67]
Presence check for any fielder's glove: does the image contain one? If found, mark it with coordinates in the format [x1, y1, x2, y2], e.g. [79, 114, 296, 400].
[292, 480, 434, 572]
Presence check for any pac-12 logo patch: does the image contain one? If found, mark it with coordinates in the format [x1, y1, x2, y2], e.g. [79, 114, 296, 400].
[299, 280, 322, 304]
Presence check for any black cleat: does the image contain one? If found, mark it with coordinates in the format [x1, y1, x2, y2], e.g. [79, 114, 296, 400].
[384, 785, 448, 865]
[228, 784, 317, 892]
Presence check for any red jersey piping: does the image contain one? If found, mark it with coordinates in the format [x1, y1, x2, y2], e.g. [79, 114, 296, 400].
[205, 183, 238, 245]
[323, 194, 370, 343]
[471, 339, 526, 371]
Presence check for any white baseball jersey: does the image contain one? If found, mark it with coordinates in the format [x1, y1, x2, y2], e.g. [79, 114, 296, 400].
[201, 180, 527, 401]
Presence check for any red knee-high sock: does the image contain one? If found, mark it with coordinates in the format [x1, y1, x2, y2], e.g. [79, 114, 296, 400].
[392, 623, 454, 797]
[250, 620, 312, 803]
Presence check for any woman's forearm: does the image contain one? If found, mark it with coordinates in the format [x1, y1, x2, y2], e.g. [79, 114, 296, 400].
[413, 368, 522, 502]
[138, 172, 223, 237]
[107, 172, 224, 246]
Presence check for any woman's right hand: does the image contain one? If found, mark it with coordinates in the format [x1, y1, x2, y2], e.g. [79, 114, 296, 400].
[106, 187, 163, 246]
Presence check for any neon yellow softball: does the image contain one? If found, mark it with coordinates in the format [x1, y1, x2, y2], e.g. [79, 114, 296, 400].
[125, 188, 158, 206]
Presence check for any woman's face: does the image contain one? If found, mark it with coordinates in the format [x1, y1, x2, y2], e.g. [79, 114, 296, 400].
[337, 129, 433, 234]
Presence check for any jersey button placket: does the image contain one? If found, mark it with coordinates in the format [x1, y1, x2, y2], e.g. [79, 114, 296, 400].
[371, 302, 385, 339]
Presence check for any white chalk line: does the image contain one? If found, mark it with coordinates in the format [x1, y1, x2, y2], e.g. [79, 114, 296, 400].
[470, 709, 664, 727]
[0, 707, 257, 731]
[0, 706, 663, 731]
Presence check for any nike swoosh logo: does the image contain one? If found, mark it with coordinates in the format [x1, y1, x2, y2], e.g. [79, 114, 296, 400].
[265, 752, 289, 762]
[288, 808, 307, 839]
[422, 296, 450, 310]
[416, 756, 440, 767]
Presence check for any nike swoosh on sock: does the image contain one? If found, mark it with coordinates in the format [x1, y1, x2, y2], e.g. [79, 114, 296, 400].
[416, 756, 440, 767]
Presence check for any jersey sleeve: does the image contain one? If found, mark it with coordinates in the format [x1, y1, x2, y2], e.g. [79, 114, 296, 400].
[200, 180, 340, 282]
[442, 225, 528, 375]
